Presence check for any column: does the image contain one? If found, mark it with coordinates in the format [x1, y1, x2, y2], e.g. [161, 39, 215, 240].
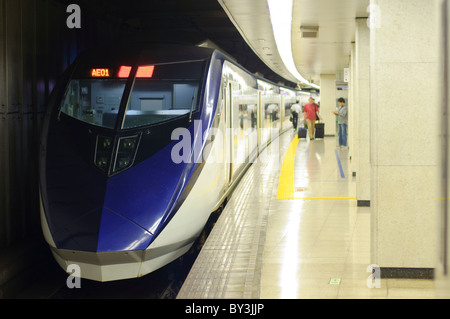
[349, 43, 357, 176]
[370, 0, 440, 277]
[355, 19, 371, 206]
[319, 74, 336, 136]
[435, 0, 449, 297]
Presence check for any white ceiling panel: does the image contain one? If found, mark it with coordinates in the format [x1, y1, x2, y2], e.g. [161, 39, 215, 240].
[218, 0, 370, 88]
[218, 0, 298, 83]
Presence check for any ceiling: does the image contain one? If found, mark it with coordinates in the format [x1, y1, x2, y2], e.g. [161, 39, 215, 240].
[219, 0, 370, 88]
[57, 0, 369, 89]
[218, 0, 298, 84]
[56, 0, 297, 87]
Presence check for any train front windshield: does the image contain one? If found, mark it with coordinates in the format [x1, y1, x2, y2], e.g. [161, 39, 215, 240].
[60, 60, 205, 129]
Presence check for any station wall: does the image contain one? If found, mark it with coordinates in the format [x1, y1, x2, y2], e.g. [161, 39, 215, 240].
[0, 0, 115, 249]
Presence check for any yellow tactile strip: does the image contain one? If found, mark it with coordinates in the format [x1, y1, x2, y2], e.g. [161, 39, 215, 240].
[276, 136, 300, 200]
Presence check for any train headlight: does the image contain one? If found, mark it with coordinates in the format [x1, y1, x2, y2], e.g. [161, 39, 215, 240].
[113, 135, 139, 173]
[95, 136, 113, 173]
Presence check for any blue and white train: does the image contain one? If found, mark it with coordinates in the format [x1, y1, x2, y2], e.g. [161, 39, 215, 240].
[39, 43, 300, 281]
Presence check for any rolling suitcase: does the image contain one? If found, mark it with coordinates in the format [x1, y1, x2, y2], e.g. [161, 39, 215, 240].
[298, 127, 307, 139]
[315, 122, 325, 139]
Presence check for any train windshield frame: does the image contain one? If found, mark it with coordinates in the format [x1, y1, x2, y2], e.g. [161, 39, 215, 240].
[59, 59, 206, 130]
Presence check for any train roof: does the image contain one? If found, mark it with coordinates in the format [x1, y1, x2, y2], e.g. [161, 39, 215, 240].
[74, 42, 217, 67]
[72, 42, 300, 91]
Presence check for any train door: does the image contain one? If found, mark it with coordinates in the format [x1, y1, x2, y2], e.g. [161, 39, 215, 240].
[224, 81, 233, 185]
[280, 95, 285, 131]
[256, 90, 262, 157]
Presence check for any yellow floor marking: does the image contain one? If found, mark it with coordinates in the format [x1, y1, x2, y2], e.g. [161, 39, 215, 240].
[277, 136, 356, 200]
[277, 136, 300, 200]
[293, 196, 356, 200]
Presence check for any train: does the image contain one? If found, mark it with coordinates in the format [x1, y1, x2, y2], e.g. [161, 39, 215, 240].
[39, 43, 306, 281]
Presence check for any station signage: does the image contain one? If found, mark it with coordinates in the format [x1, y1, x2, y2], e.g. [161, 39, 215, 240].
[344, 68, 349, 83]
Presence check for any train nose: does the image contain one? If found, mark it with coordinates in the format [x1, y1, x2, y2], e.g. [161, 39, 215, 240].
[96, 206, 154, 252]
[47, 204, 154, 252]
[42, 120, 188, 253]
[42, 131, 155, 252]
[43, 146, 183, 252]
[43, 162, 162, 252]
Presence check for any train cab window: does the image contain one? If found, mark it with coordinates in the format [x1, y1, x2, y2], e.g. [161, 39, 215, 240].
[122, 80, 199, 129]
[122, 61, 204, 129]
[59, 60, 205, 130]
[60, 79, 127, 129]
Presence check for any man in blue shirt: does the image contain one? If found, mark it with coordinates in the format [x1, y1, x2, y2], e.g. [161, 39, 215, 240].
[333, 98, 348, 148]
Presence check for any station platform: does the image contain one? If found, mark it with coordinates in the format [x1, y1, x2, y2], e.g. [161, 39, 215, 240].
[176, 131, 435, 299]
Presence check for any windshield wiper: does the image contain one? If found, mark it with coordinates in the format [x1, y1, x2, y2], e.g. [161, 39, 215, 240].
[188, 87, 198, 123]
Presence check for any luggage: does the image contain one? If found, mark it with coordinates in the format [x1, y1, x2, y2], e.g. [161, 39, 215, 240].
[315, 123, 325, 139]
[298, 127, 307, 139]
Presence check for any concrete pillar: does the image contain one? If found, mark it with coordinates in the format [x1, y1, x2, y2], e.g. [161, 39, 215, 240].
[319, 74, 336, 136]
[435, 0, 449, 298]
[370, 0, 440, 277]
[355, 19, 371, 206]
[349, 43, 357, 176]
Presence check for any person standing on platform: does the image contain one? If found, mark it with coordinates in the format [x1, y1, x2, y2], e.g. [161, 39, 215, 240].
[248, 104, 257, 129]
[267, 104, 276, 122]
[290, 100, 302, 130]
[303, 97, 320, 140]
[333, 97, 348, 148]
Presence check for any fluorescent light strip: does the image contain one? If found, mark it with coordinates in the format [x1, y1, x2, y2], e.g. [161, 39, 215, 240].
[267, 0, 320, 90]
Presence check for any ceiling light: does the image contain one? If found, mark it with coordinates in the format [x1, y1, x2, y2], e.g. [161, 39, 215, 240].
[267, 0, 320, 89]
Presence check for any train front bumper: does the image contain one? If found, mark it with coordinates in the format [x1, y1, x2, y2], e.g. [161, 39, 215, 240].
[49, 237, 196, 282]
